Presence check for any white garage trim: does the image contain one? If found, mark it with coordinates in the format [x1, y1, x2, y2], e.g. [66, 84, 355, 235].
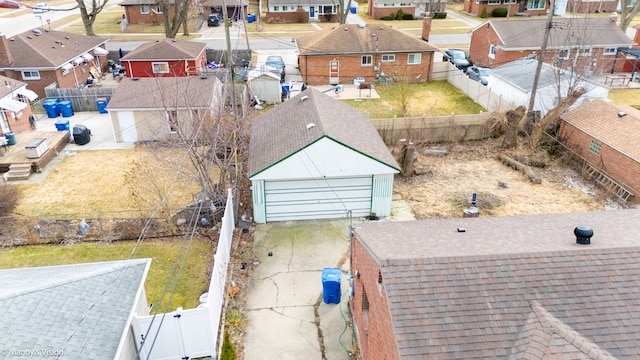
[264, 177, 373, 222]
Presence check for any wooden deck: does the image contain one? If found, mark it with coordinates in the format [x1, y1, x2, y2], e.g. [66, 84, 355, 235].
[0, 131, 70, 173]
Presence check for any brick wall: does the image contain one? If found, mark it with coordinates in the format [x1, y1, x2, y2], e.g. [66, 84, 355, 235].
[559, 121, 640, 200]
[265, 11, 308, 23]
[124, 5, 176, 25]
[566, 0, 618, 13]
[371, 6, 414, 19]
[351, 236, 400, 360]
[463, 0, 545, 16]
[299, 52, 433, 85]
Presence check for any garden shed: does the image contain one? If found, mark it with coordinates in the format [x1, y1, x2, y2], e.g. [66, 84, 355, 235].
[247, 66, 282, 104]
[248, 87, 400, 223]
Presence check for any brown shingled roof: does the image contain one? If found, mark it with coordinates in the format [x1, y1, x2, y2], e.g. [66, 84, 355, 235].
[248, 87, 400, 177]
[486, 17, 635, 49]
[120, 39, 206, 61]
[353, 210, 640, 358]
[561, 99, 640, 160]
[0, 30, 107, 69]
[297, 24, 438, 55]
[0, 75, 26, 98]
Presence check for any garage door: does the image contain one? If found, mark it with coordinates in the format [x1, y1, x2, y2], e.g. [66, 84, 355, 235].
[265, 177, 372, 222]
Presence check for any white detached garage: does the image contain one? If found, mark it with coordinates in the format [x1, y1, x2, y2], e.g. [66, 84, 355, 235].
[249, 88, 400, 223]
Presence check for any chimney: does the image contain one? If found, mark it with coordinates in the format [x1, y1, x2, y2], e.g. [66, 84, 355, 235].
[422, 16, 432, 42]
[0, 33, 13, 68]
[574, 226, 593, 245]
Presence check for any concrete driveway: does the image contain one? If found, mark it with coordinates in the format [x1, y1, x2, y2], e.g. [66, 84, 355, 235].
[244, 219, 355, 360]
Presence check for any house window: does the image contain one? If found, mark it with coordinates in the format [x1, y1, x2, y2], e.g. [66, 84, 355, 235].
[381, 54, 395, 62]
[21, 70, 40, 80]
[578, 48, 592, 57]
[152, 62, 170, 74]
[361, 55, 373, 66]
[319, 5, 334, 13]
[527, 0, 545, 9]
[558, 49, 570, 60]
[154, 5, 163, 13]
[140, 5, 149, 14]
[489, 45, 497, 59]
[383, 3, 393, 6]
[167, 110, 178, 133]
[282, 5, 288, 11]
[377, 270, 383, 291]
[505, 0, 516, 4]
[408, 53, 421, 65]
[488, 0, 500, 4]
[603, 47, 616, 55]
[399, 3, 411, 5]
[589, 140, 601, 155]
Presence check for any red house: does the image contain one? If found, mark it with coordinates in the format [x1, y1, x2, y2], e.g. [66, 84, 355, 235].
[120, 39, 208, 78]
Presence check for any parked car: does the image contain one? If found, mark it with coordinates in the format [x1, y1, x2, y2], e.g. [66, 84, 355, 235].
[466, 65, 489, 85]
[265, 55, 285, 82]
[33, 2, 49, 12]
[207, 13, 221, 27]
[0, 0, 20, 9]
[443, 49, 471, 70]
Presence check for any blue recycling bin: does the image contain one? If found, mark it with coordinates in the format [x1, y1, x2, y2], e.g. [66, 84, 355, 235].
[4, 131, 16, 146]
[54, 119, 70, 132]
[96, 97, 108, 114]
[247, 14, 255, 23]
[322, 268, 341, 304]
[58, 100, 74, 118]
[281, 83, 291, 94]
[350, 6, 357, 13]
[43, 99, 59, 118]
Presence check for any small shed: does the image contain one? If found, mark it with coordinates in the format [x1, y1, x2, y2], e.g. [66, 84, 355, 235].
[248, 87, 400, 223]
[247, 66, 282, 104]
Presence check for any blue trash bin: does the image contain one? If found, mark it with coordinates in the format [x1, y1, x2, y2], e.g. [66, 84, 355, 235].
[58, 100, 74, 118]
[96, 97, 108, 114]
[54, 119, 70, 132]
[350, 6, 357, 13]
[43, 99, 59, 118]
[4, 132, 16, 146]
[247, 14, 255, 23]
[322, 268, 341, 304]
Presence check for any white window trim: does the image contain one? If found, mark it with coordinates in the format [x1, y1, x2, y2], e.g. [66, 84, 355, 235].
[488, 0, 500, 4]
[361, 55, 373, 66]
[578, 47, 592, 57]
[21, 70, 40, 80]
[382, 54, 395, 62]
[603, 47, 616, 55]
[558, 48, 570, 60]
[408, 53, 421, 65]
[489, 45, 496, 59]
[140, 5, 150, 14]
[152, 62, 170, 74]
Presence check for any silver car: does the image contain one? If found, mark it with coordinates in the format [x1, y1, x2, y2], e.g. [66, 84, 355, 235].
[466, 66, 489, 86]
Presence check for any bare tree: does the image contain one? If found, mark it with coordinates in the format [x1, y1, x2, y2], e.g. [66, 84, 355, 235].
[332, 0, 350, 24]
[159, 0, 191, 38]
[618, 0, 640, 33]
[75, 0, 110, 36]
[421, 0, 443, 14]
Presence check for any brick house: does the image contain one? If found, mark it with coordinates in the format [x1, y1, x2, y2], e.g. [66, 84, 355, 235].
[469, 16, 636, 73]
[266, 0, 339, 23]
[0, 30, 109, 99]
[559, 99, 640, 201]
[297, 24, 438, 85]
[120, 0, 176, 25]
[463, 0, 548, 17]
[368, 0, 445, 20]
[119, 39, 207, 78]
[350, 209, 640, 359]
[566, 0, 618, 13]
[0, 75, 37, 136]
[200, 0, 248, 21]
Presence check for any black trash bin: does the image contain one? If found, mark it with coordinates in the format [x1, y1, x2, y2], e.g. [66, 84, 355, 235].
[72, 124, 91, 145]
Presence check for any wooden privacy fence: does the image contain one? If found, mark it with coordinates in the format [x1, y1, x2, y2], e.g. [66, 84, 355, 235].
[44, 85, 118, 112]
[372, 112, 493, 145]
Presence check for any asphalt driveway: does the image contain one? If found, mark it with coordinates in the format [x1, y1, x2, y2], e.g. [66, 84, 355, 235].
[244, 219, 355, 360]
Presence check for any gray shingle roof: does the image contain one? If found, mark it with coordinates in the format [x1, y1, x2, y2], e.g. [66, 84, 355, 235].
[486, 17, 635, 50]
[267, 0, 333, 5]
[120, 39, 206, 61]
[0, 259, 151, 359]
[248, 87, 400, 177]
[199, 0, 249, 7]
[107, 76, 220, 110]
[561, 99, 640, 160]
[0, 75, 26, 98]
[353, 209, 640, 359]
[490, 57, 558, 92]
[0, 30, 108, 70]
[297, 24, 438, 55]
[119, 0, 176, 5]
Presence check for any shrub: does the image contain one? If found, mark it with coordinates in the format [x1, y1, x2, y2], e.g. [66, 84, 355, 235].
[480, 6, 488, 18]
[402, 13, 413, 20]
[220, 332, 236, 360]
[380, 15, 392, 20]
[491, 7, 508, 17]
[389, 11, 396, 19]
[395, 9, 404, 20]
[433, 11, 447, 19]
[0, 183, 19, 216]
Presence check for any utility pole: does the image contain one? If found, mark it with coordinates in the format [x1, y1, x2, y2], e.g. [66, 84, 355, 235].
[221, 0, 237, 111]
[527, 0, 555, 124]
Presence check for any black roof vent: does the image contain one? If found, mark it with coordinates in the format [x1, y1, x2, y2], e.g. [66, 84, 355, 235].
[574, 226, 594, 245]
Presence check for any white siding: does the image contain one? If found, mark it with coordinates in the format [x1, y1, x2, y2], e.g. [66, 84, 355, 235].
[252, 180, 266, 224]
[371, 173, 394, 217]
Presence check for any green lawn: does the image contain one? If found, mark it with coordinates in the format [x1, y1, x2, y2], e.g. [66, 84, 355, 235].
[0, 239, 213, 311]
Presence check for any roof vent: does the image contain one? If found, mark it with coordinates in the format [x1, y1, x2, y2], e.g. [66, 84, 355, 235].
[358, 23, 366, 28]
[132, 77, 139, 81]
[618, 111, 627, 117]
[574, 226, 593, 245]
[300, 95, 309, 101]
[306, 123, 315, 130]
[33, 29, 42, 36]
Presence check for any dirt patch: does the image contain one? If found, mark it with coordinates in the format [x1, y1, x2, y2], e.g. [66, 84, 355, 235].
[393, 139, 632, 219]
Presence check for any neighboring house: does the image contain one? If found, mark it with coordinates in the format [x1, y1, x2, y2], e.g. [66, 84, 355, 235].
[559, 99, 640, 201]
[0, 75, 37, 135]
[469, 17, 635, 73]
[120, 39, 208, 78]
[464, 0, 548, 17]
[200, 0, 248, 20]
[368, 0, 445, 20]
[248, 66, 283, 103]
[106, 76, 222, 143]
[266, 0, 339, 23]
[0, 30, 109, 99]
[566, 0, 618, 13]
[248, 87, 400, 223]
[488, 57, 609, 118]
[297, 24, 438, 85]
[120, 0, 176, 25]
[0, 259, 151, 360]
[350, 209, 640, 359]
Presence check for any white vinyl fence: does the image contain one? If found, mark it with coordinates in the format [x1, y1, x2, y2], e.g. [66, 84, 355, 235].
[132, 189, 236, 360]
